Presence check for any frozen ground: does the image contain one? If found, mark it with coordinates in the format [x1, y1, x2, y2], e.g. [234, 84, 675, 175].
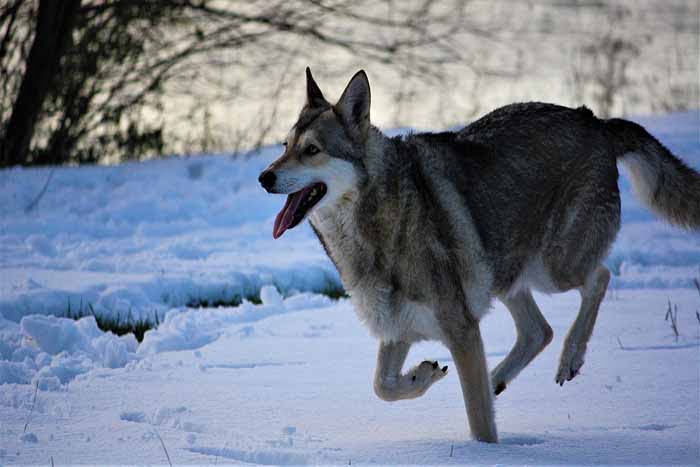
[0, 111, 699, 465]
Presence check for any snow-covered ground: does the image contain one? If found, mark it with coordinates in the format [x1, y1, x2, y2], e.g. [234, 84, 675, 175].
[0, 111, 699, 465]
[1, 289, 698, 465]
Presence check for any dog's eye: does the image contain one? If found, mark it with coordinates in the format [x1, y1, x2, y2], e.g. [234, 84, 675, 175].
[305, 144, 320, 156]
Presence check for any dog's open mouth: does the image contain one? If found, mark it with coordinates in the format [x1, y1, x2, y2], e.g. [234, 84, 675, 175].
[273, 182, 327, 239]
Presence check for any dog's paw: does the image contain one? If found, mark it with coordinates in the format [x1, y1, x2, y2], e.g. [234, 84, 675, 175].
[556, 346, 585, 386]
[410, 360, 448, 387]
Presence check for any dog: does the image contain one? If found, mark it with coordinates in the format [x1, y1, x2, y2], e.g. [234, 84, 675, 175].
[258, 68, 700, 443]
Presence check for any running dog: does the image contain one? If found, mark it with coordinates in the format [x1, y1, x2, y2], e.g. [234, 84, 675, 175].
[258, 68, 700, 442]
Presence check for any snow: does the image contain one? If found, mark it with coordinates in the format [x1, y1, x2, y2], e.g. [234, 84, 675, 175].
[19, 432, 37, 444]
[0, 111, 699, 465]
[0, 290, 698, 464]
[0, 287, 328, 392]
[0, 150, 340, 325]
[137, 286, 330, 355]
[14, 314, 136, 386]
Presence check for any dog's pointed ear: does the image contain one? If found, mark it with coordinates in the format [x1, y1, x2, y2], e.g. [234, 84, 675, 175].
[335, 70, 370, 137]
[306, 67, 328, 108]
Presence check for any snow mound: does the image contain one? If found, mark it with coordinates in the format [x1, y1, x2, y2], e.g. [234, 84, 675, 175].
[138, 287, 330, 355]
[0, 287, 332, 389]
[0, 314, 140, 388]
[21, 315, 134, 369]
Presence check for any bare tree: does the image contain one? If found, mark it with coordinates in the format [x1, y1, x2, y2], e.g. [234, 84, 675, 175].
[0, 0, 486, 166]
[1, 0, 81, 166]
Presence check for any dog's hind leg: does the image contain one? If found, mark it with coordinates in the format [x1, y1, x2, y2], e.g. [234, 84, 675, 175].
[491, 290, 553, 395]
[373, 340, 448, 401]
[447, 324, 498, 443]
[556, 265, 611, 385]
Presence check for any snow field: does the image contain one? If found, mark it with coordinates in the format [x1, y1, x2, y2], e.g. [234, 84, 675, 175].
[0, 288, 698, 464]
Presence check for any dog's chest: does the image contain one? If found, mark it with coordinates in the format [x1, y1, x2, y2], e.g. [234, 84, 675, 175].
[351, 291, 445, 342]
[310, 207, 366, 284]
[311, 210, 444, 342]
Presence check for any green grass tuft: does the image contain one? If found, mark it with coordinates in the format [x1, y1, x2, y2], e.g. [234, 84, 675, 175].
[66, 299, 158, 342]
[185, 293, 262, 308]
[318, 284, 349, 300]
[93, 315, 154, 343]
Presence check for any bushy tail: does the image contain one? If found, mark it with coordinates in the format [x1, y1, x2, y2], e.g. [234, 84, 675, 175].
[606, 118, 700, 230]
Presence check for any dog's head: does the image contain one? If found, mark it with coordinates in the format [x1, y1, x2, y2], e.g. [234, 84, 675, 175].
[259, 68, 371, 239]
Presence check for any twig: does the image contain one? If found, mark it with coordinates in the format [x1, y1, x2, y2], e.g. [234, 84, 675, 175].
[665, 301, 680, 342]
[449, 443, 454, 457]
[24, 168, 54, 213]
[154, 429, 173, 467]
[23, 380, 39, 433]
[694, 277, 700, 327]
[616, 336, 625, 350]
[671, 304, 678, 338]
[50, 456, 54, 467]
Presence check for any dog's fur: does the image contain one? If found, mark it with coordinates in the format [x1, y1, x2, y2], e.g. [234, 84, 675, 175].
[260, 68, 700, 443]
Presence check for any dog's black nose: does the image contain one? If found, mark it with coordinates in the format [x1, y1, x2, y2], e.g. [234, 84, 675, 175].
[258, 170, 276, 191]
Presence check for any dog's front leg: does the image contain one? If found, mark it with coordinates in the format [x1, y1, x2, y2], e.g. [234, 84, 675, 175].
[446, 323, 498, 443]
[373, 340, 448, 401]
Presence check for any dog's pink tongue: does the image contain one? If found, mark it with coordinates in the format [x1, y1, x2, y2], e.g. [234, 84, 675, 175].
[273, 189, 307, 239]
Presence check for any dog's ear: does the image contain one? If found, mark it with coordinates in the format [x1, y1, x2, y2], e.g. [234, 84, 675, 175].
[335, 70, 370, 138]
[306, 67, 328, 108]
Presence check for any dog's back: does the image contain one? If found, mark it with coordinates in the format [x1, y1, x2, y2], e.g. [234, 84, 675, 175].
[407, 102, 698, 295]
[399, 103, 616, 295]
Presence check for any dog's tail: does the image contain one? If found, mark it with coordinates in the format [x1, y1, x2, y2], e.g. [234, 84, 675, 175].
[606, 118, 700, 230]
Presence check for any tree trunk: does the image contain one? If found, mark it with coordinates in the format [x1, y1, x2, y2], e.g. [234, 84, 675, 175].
[0, 0, 81, 167]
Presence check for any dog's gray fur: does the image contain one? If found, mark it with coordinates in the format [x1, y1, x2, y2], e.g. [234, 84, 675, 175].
[260, 68, 700, 443]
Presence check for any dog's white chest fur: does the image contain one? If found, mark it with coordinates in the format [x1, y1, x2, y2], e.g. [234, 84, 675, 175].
[350, 291, 444, 342]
